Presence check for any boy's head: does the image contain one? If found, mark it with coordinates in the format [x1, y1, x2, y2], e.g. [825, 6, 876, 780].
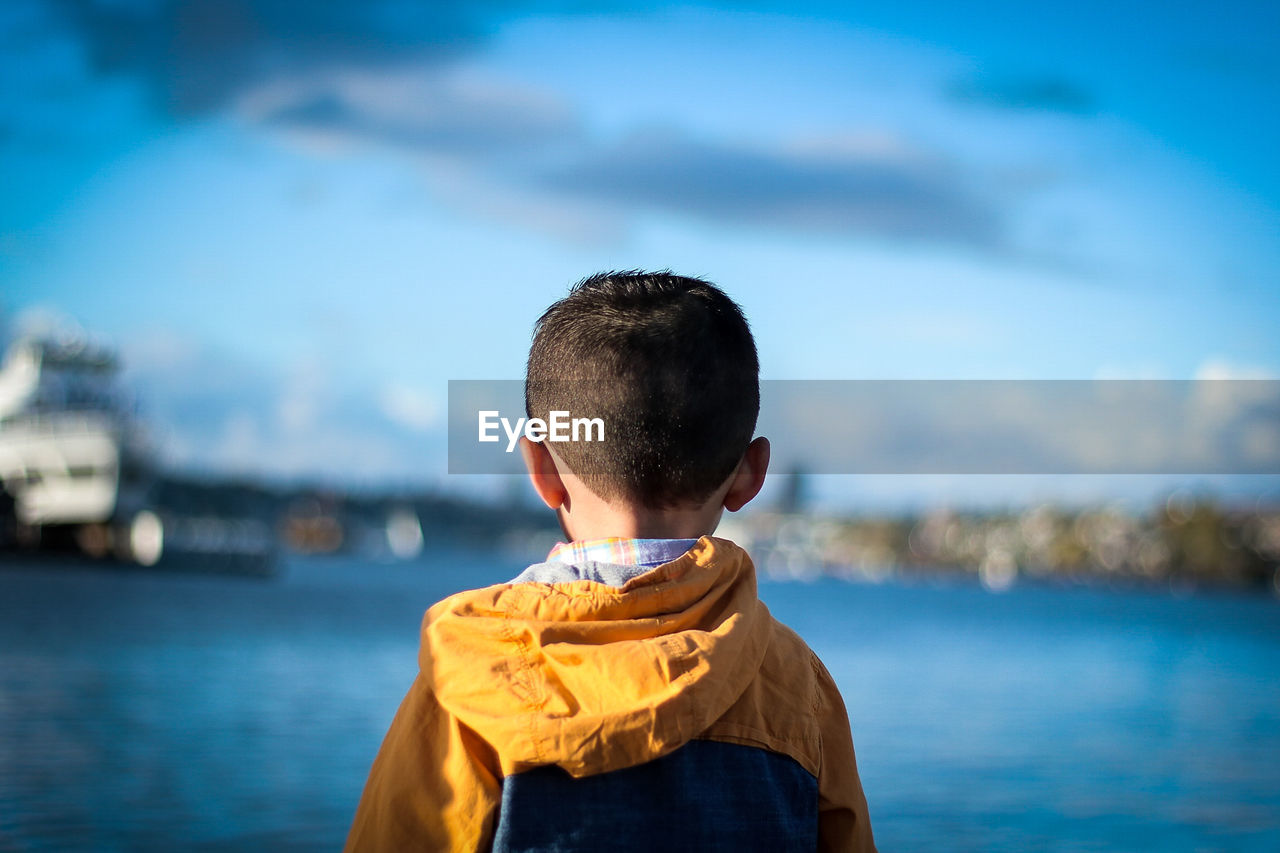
[523, 271, 767, 536]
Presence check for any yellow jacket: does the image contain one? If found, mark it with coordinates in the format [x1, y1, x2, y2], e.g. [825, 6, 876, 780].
[345, 536, 875, 851]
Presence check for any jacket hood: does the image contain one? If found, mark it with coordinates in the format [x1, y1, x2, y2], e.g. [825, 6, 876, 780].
[420, 536, 773, 778]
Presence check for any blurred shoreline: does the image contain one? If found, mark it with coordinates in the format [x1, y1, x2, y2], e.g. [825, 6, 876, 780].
[6, 469, 1278, 598]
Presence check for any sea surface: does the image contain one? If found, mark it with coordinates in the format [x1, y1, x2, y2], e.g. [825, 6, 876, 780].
[2, 548, 1278, 851]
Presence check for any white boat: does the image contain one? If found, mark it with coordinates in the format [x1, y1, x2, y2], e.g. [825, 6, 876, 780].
[0, 335, 156, 560]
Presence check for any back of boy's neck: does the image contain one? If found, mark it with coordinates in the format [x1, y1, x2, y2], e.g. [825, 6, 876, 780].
[561, 505, 721, 542]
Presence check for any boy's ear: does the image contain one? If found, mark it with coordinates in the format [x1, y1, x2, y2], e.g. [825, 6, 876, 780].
[518, 437, 568, 510]
[723, 436, 770, 512]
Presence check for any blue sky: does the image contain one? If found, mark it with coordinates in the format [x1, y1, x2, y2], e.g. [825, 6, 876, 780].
[2, 0, 1278, 503]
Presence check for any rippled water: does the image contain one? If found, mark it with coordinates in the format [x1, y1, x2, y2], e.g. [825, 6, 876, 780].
[2, 550, 1278, 851]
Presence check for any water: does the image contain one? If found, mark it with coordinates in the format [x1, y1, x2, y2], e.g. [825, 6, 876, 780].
[2, 551, 1278, 851]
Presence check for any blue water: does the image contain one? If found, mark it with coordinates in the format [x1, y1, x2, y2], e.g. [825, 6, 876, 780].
[1, 550, 1278, 851]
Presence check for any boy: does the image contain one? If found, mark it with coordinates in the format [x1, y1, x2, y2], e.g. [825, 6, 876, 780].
[346, 272, 876, 852]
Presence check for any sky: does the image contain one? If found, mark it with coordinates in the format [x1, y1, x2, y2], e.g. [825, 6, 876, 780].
[2, 0, 1278, 506]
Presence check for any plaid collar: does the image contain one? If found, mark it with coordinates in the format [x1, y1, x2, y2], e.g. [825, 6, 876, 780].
[545, 537, 699, 568]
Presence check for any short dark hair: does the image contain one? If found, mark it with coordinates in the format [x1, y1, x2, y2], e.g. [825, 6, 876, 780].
[526, 270, 759, 509]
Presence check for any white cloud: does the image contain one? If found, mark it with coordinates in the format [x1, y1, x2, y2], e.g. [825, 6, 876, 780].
[111, 334, 448, 482]
[275, 360, 329, 433]
[1194, 358, 1277, 380]
[379, 383, 438, 432]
